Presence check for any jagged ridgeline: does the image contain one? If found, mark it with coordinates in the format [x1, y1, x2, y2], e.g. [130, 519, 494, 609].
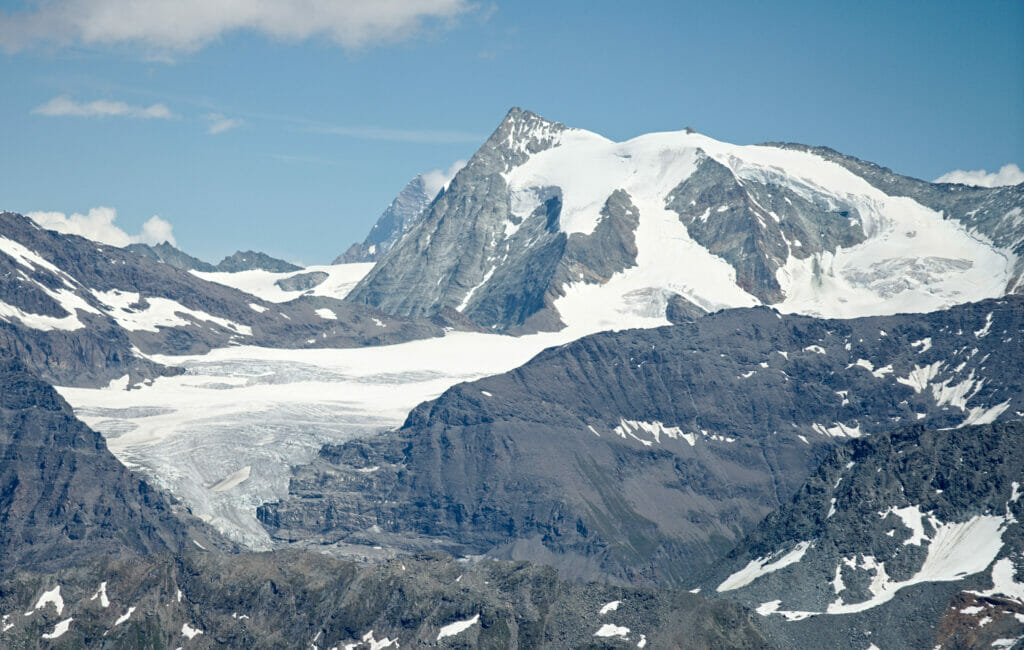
[345, 108, 1023, 333]
[0, 552, 771, 648]
[260, 297, 1024, 589]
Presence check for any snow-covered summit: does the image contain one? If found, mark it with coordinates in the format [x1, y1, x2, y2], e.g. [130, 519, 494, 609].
[346, 109, 1021, 334]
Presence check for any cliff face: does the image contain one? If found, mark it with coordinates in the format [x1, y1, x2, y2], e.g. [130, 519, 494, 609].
[0, 356, 224, 575]
[259, 297, 1024, 587]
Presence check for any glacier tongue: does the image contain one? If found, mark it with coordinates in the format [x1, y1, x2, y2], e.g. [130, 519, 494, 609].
[57, 329, 590, 547]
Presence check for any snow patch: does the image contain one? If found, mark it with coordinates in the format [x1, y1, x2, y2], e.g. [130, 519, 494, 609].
[896, 361, 944, 393]
[599, 600, 621, 615]
[91, 582, 110, 608]
[437, 614, 479, 640]
[210, 465, 251, 492]
[41, 618, 73, 640]
[193, 263, 373, 303]
[114, 606, 136, 626]
[911, 338, 933, 353]
[32, 586, 64, 615]
[961, 400, 1011, 427]
[717, 541, 812, 592]
[594, 624, 630, 639]
[181, 623, 203, 639]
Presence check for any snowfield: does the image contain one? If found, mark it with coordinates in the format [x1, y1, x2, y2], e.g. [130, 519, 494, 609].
[503, 126, 1012, 325]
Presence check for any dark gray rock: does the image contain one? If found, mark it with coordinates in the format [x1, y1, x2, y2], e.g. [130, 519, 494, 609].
[124, 241, 216, 272]
[0, 356, 226, 575]
[215, 250, 302, 273]
[274, 271, 328, 292]
[345, 108, 582, 331]
[259, 296, 1024, 588]
[0, 551, 771, 649]
[665, 151, 866, 303]
[346, 110, 644, 333]
[697, 420, 1024, 650]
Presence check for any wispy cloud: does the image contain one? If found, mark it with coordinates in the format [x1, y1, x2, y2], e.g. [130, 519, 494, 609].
[205, 112, 243, 135]
[420, 159, 467, 197]
[934, 164, 1024, 188]
[28, 207, 176, 247]
[0, 0, 473, 54]
[32, 95, 176, 119]
[313, 124, 484, 144]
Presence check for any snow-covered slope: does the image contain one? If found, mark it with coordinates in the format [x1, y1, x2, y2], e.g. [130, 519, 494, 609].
[192, 263, 373, 303]
[0, 212, 439, 386]
[347, 108, 1021, 332]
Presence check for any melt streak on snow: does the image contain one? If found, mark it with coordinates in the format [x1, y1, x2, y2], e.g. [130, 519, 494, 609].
[503, 127, 1011, 325]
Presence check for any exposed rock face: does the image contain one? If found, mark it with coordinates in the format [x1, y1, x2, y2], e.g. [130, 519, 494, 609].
[259, 297, 1024, 587]
[0, 551, 770, 649]
[124, 241, 216, 272]
[665, 151, 866, 302]
[336, 175, 436, 264]
[0, 212, 443, 386]
[697, 420, 1024, 650]
[0, 357, 224, 575]
[346, 109, 1022, 333]
[346, 108, 580, 330]
[274, 271, 328, 292]
[214, 250, 302, 273]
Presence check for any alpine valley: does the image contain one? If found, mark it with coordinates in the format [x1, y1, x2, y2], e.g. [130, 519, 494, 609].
[2, 108, 1023, 649]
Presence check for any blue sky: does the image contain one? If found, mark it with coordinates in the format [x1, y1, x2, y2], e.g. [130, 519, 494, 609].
[1, 0, 1022, 265]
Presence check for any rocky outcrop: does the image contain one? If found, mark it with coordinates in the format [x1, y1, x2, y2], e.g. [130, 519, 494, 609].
[127, 243, 303, 274]
[274, 271, 328, 292]
[0, 356, 225, 575]
[665, 151, 866, 302]
[0, 550, 771, 649]
[259, 297, 1024, 587]
[346, 108, 579, 330]
[124, 241, 216, 272]
[697, 420, 1024, 650]
[215, 250, 302, 273]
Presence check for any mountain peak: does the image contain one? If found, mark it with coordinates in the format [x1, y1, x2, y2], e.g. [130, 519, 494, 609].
[480, 107, 569, 168]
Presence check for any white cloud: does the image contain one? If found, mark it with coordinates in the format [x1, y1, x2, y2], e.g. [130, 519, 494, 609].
[420, 159, 467, 198]
[32, 95, 176, 119]
[0, 0, 473, 53]
[934, 164, 1024, 188]
[205, 112, 243, 134]
[28, 207, 177, 247]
